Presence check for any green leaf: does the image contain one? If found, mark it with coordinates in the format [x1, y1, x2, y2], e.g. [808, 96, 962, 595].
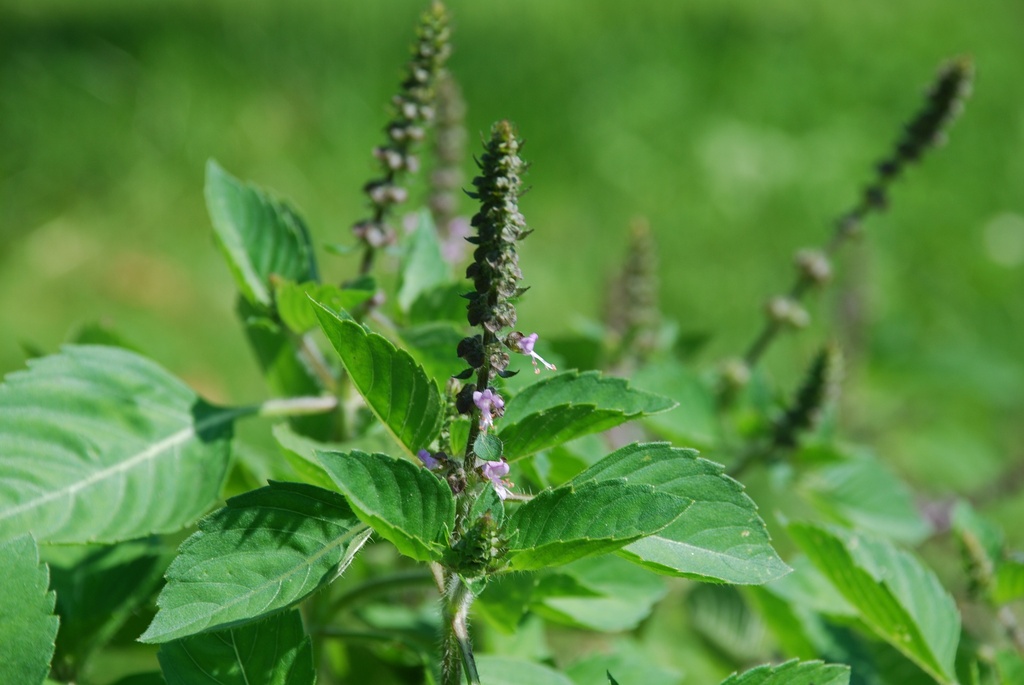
[0, 535, 59, 685]
[272, 423, 339, 490]
[499, 371, 674, 460]
[408, 282, 469, 324]
[798, 450, 929, 544]
[475, 433, 504, 461]
[476, 573, 537, 633]
[501, 370, 675, 425]
[475, 655, 575, 685]
[506, 479, 684, 571]
[533, 556, 666, 631]
[565, 640, 680, 685]
[994, 558, 1024, 604]
[275, 279, 374, 335]
[108, 674, 166, 685]
[631, 359, 720, 449]
[158, 609, 314, 685]
[313, 302, 443, 455]
[205, 160, 317, 309]
[140, 482, 370, 643]
[571, 443, 789, 584]
[717, 659, 850, 685]
[789, 522, 961, 684]
[0, 346, 238, 544]
[317, 450, 454, 562]
[50, 538, 165, 672]
[399, 322, 467, 384]
[398, 209, 451, 311]
[687, 585, 769, 663]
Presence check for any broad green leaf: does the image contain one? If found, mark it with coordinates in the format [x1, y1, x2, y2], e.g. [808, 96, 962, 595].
[571, 443, 789, 584]
[994, 558, 1024, 604]
[718, 659, 850, 685]
[763, 555, 856, 617]
[313, 302, 443, 455]
[687, 585, 769, 663]
[997, 650, 1024, 685]
[0, 346, 238, 544]
[272, 423, 339, 490]
[506, 479, 684, 571]
[475, 433, 504, 461]
[533, 556, 666, 631]
[476, 655, 574, 685]
[50, 538, 164, 672]
[398, 209, 451, 311]
[501, 370, 675, 425]
[631, 358, 720, 449]
[789, 522, 961, 684]
[476, 573, 537, 633]
[399, 322, 466, 383]
[317, 450, 454, 561]
[141, 482, 370, 643]
[799, 452, 928, 544]
[0, 535, 59, 685]
[499, 371, 674, 460]
[566, 639, 680, 685]
[275, 279, 374, 335]
[409, 282, 469, 324]
[158, 609, 314, 685]
[205, 160, 317, 309]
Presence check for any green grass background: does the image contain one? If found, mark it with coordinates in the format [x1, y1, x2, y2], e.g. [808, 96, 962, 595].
[2, 0, 1022, 527]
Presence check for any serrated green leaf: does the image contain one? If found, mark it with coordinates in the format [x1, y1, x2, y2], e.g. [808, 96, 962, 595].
[534, 556, 665, 631]
[0, 346, 239, 544]
[317, 450, 454, 562]
[141, 482, 370, 643]
[313, 302, 443, 455]
[158, 609, 314, 685]
[275, 279, 373, 335]
[631, 358, 720, 449]
[398, 209, 451, 311]
[789, 522, 961, 684]
[205, 160, 317, 309]
[499, 371, 674, 460]
[799, 452, 929, 544]
[475, 433, 504, 461]
[50, 538, 164, 672]
[0, 535, 59, 685]
[399, 322, 467, 383]
[272, 423, 338, 490]
[763, 555, 856, 617]
[501, 370, 675, 425]
[507, 479, 684, 571]
[571, 443, 789, 584]
[475, 655, 575, 685]
[718, 659, 850, 685]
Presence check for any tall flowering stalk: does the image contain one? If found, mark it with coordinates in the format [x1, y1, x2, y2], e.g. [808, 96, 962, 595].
[352, 2, 451, 276]
[731, 58, 974, 380]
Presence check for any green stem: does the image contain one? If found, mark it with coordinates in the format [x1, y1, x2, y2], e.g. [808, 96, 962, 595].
[441, 573, 480, 685]
[255, 395, 339, 418]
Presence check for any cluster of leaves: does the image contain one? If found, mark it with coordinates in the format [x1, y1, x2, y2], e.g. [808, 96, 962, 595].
[0, 4, 1019, 685]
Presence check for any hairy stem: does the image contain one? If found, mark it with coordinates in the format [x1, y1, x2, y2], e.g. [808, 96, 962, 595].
[255, 395, 339, 418]
[441, 573, 479, 685]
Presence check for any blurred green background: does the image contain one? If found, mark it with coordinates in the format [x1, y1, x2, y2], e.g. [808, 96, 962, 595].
[2, 0, 1022, 522]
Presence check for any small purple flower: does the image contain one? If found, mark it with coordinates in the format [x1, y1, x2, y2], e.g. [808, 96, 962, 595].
[481, 459, 513, 500]
[517, 332, 556, 374]
[472, 388, 505, 432]
[417, 449, 440, 470]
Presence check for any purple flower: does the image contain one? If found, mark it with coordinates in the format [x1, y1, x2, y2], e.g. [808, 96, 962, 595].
[417, 449, 440, 470]
[516, 332, 557, 374]
[472, 388, 505, 432]
[481, 459, 513, 500]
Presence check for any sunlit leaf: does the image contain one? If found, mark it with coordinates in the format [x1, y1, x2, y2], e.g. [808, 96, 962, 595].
[0, 346, 239, 544]
[158, 609, 314, 685]
[317, 450, 454, 562]
[141, 482, 370, 643]
[275, 279, 373, 335]
[507, 479, 684, 571]
[313, 302, 443, 455]
[0, 535, 59, 685]
[571, 443, 789, 584]
[717, 659, 850, 685]
[205, 160, 317, 309]
[789, 522, 961, 685]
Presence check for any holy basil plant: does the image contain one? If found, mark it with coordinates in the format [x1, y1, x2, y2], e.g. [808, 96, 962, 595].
[0, 2, 989, 685]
